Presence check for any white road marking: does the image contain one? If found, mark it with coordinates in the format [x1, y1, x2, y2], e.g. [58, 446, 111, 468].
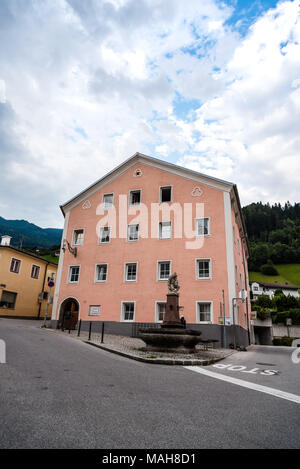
[184, 366, 300, 405]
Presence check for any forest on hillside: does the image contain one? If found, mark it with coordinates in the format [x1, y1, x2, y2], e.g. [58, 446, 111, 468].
[242, 202, 300, 271]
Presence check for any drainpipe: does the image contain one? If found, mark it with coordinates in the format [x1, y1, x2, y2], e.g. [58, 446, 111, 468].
[37, 261, 49, 319]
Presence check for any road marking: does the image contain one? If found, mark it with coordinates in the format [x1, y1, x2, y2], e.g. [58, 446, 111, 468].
[212, 363, 279, 375]
[184, 366, 300, 405]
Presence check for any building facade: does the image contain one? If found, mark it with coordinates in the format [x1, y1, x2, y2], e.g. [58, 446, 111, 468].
[52, 153, 251, 338]
[251, 281, 300, 300]
[0, 239, 57, 319]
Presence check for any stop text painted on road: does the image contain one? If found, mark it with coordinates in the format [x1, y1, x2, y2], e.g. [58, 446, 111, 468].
[213, 364, 279, 375]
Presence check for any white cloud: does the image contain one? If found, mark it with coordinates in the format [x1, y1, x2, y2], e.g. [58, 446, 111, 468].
[0, 0, 299, 228]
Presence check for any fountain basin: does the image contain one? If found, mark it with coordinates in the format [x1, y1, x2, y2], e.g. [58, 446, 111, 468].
[139, 327, 202, 354]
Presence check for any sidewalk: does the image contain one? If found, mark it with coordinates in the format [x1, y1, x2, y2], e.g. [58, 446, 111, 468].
[46, 326, 237, 365]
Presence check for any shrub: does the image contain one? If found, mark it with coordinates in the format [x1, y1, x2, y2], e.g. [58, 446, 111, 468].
[260, 264, 278, 275]
[272, 309, 300, 325]
[253, 294, 273, 309]
[273, 336, 294, 346]
[257, 310, 269, 320]
[274, 294, 299, 312]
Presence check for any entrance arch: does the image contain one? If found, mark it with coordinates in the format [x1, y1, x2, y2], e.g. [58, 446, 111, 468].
[58, 297, 79, 330]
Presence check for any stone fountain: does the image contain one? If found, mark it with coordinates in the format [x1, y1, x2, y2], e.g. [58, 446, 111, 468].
[139, 273, 202, 353]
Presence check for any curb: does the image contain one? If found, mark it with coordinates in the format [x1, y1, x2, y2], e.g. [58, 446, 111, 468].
[84, 341, 228, 366]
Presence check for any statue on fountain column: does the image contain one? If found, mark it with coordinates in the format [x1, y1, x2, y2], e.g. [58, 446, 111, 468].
[168, 272, 180, 294]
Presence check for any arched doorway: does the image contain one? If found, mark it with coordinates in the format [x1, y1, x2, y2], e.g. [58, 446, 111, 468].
[58, 298, 79, 330]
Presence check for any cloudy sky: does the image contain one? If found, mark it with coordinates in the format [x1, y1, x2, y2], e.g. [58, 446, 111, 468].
[0, 0, 299, 228]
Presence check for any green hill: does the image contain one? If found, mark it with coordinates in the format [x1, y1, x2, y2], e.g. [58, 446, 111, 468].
[0, 216, 62, 248]
[249, 264, 300, 287]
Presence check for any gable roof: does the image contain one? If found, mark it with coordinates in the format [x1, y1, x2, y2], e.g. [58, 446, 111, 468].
[60, 151, 248, 249]
[0, 245, 58, 267]
[251, 281, 300, 290]
[60, 152, 235, 214]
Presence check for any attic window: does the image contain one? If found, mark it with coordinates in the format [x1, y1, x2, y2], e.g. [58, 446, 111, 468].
[133, 168, 142, 177]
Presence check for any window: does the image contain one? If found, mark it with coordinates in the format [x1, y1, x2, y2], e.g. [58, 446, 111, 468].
[0, 291, 17, 309]
[95, 264, 108, 282]
[10, 258, 21, 274]
[159, 221, 172, 239]
[89, 305, 100, 316]
[160, 186, 172, 203]
[102, 193, 114, 209]
[156, 302, 166, 322]
[129, 190, 141, 205]
[253, 286, 258, 291]
[158, 261, 171, 280]
[127, 224, 139, 242]
[196, 259, 211, 279]
[125, 263, 137, 281]
[31, 265, 40, 279]
[99, 226, 111, 244]
[195, 218, 210, 236]
[197, 302, 212, 323]
[122, 302, 135, 321]
[73, 229, 84, 246]
[69, 266, 80, 283]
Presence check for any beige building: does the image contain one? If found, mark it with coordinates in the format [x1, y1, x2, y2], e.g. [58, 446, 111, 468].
[0, 236, 58, 319]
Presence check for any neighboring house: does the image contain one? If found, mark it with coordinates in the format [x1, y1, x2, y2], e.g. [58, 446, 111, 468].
[51, 152, 251, 342]
[251, 281, 300, 300]
[0, 236, 58, 319]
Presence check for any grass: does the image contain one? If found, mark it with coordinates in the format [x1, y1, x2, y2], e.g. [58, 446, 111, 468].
[249, 264, 300, 287]
[41, 255, 59, 265]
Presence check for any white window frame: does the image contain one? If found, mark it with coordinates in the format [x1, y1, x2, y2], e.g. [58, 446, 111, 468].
[102, 193, 114, 209]
[31, 264, 40, 280]
[9, 257, 21, 274]
[155, 301, 166, 323]
[98, 226, 111, 244]
[159, 185, 173, 203]
[157, 260, 172, 281]
[120, 301, 136, 322]
[196, 301, 213, 324]
[129, 189, 142, 206]
[72, 228, 85, 246]
[124, 262, 138, 282]
[159, 221, 172, 240]
[94, 263, 108, 283]
[195, 217, 210, 236]
[127, 224, 139, 242]
[195, 258, 212, 280]
[68, 265, 81, 284]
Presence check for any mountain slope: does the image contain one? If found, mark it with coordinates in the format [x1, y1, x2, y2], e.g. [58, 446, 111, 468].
[0, 217, 62, 248]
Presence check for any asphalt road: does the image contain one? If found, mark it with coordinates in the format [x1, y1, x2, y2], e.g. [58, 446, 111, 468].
[0, 319, 299, 449]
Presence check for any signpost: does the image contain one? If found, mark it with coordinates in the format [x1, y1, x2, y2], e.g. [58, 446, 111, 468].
[42, 279, 55, 327]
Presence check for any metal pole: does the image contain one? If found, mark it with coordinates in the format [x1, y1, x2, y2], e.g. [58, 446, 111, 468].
[88, 321, 92, 341]
[222, 289, 226, 349]
[77, 319, 82, 337]
[101, 322, 104, 343]
[232, 298, 236, 349]
[42, 286, 52, 327]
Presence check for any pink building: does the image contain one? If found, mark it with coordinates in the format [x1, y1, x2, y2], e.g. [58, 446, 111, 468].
[52, 153, 251, 345]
